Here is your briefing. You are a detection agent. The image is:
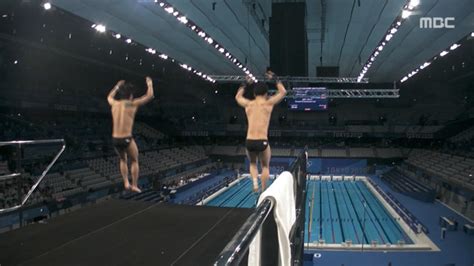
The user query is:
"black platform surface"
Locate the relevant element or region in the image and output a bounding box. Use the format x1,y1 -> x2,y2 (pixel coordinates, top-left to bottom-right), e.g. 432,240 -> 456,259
0,199 -> 253,266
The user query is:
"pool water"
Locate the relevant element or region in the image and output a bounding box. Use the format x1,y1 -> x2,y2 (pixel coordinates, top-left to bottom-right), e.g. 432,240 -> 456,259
305,180 -> 412,245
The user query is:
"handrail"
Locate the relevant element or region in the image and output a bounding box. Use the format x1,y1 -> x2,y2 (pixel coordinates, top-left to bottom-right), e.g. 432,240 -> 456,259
0,139 -> 66,213
214,148 -> 307,266
0,139 -> 65,146
0,172 -> 21,181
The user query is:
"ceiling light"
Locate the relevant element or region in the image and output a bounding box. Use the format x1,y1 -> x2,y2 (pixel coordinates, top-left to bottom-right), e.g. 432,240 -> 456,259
125,38 -> 132,44
218,48 -> 225,53
173,11 -> 179,16
420,62 -> 431,69
165,7 -> 174,13
43,2 -> 52,10
160,2 -> 165,7
178,16 -> 188,24
401,76 -> 408,82
450,44 -> 460,50
440,50 -> 449,57
203,75 -> 207,78
390,28 -> 398,34
408,0 -> 420,9
95,24 -> 106,33
402,10 -> 411,19
114,34 -> 121,39
378,45 -> 383,51
385,34 -> 393,41
207,38 -> 213,44
91,24 -> 96,28
146,48 -> 156,54
159,54 -> 168,59
471,32 -> 474,37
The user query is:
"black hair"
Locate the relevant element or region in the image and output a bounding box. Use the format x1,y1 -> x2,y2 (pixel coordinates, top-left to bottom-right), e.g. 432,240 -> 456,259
115,82 -> 137,100
254,82 -> 269,96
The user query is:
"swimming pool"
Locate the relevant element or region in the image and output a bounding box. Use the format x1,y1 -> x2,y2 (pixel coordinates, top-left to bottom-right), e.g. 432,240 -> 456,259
305,179 -> 412,245
206,177 -> 273,208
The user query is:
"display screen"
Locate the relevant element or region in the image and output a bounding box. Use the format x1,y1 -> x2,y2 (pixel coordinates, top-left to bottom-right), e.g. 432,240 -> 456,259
287,87 -> 328,111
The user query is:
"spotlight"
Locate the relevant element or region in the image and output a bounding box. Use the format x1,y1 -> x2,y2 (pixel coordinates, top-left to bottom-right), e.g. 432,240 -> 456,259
401,76 -> 408,82
173,11 -> 179,16
165,7 -> 174,13
159,54 -> 168,59
439,50 -> 449,57
207,38 -> 213,44
408,0 -> 420,9
91,24 -> 97,28
95,24 -> 106,33
390,28 -> 397,34
471,32 -> 474,37
450,44 -> 460,50
178,16 -> 188,24
420,62 -> 431,69
401,10 -> 411,19
385,34 -> 393,41
218,48 -> 225,53
125,38 -> 132,44
159,2 -> 165,7
114,33 -> 121,39
43,2 -> 52,10
378,45 -> 383,51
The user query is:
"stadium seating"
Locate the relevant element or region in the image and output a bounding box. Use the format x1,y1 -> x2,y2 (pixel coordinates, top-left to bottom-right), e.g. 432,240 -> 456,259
381,167 -> 436,202
406,149 -> 474,191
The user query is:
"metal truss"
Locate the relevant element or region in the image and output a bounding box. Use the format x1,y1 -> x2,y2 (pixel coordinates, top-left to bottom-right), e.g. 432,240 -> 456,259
326,89 -> 399,98
208,75 -> 369,83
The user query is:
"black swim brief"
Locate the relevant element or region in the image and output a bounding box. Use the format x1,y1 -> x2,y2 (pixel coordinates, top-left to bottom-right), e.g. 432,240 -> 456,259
112,136 -> 133,154
245,139 -> 269,152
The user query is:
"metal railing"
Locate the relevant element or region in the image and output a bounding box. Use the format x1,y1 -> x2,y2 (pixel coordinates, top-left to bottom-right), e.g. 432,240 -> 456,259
214,149 -> 308,266
0,139 -> 66,213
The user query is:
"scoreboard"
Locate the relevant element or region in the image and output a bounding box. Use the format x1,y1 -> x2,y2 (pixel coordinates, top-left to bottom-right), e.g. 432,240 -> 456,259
287,87 -> 328,111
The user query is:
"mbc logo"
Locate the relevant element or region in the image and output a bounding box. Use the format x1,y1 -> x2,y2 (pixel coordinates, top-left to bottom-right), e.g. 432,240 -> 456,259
419,17 -> 455,29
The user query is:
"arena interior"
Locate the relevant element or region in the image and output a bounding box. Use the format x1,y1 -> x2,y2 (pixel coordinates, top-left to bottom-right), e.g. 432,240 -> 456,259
0,0 -> 473,266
